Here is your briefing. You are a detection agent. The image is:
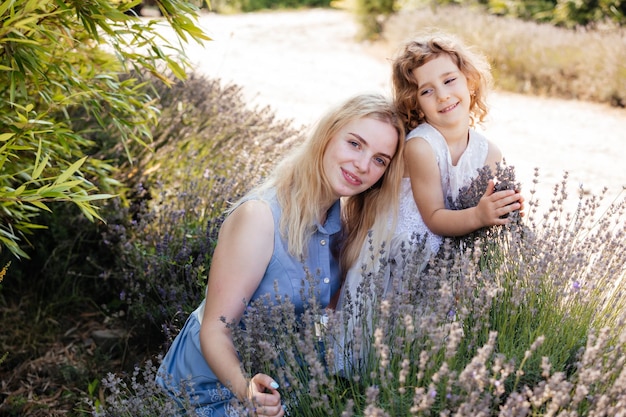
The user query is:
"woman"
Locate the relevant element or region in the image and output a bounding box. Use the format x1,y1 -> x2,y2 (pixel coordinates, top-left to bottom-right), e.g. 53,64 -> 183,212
156,93 -> 405,417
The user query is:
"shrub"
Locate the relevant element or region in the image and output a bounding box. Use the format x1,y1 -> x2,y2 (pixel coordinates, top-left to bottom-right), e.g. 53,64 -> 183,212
228,167 -> 626,416
353,0 -> 399,40
86,357 -> 201,417
0,0 -> 208,259
216,0 -> 332,12
97,72 -> 301,347
413,0 -> 626,27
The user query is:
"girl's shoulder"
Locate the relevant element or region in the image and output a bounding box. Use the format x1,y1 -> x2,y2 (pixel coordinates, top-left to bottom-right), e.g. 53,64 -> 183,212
406,123 -> 443,143
406,123 -> 448,159
468,127 -> 489,145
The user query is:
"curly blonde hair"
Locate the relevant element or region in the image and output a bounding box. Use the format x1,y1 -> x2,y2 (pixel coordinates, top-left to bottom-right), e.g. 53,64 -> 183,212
391,31 -> 493,132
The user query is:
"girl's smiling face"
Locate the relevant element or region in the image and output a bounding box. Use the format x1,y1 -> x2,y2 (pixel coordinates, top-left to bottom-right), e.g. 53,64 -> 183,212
322,116 -> 398,200
413,54 -> 472,131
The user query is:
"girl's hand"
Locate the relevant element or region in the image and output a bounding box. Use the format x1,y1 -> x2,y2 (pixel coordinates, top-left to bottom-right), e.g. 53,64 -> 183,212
477,180 -> 523,226
248,373 -> 285,417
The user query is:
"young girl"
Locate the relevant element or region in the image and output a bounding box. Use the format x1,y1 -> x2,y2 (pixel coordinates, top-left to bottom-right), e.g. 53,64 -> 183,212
333,33 -> 524,376
391,31 -> 523,249
156,93 -> 405,417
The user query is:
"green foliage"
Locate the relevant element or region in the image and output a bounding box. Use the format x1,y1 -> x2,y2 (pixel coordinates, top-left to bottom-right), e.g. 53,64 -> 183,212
0,0 -> 208,259
353,0 -> 399,39
213,0 -> 332,13
410,0 -> 626,27
552,0 -> 626,27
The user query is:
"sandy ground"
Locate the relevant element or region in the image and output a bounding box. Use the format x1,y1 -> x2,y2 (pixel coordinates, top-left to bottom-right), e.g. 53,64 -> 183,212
175,8 -> 625,217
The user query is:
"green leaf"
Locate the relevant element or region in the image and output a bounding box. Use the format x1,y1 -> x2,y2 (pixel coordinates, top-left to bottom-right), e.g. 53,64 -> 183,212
31,138 -> 48,180
12,185 -> 26,196
0,133 -> 14,142
166,58 -> 187,81
0,1 -> 12,16
54,157 -> 87,185
0,235 -> 29,260
71,193 -> 115,202
30,201 -> 51,212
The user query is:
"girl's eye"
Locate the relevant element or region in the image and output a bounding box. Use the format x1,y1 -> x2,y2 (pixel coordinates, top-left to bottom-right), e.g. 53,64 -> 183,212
444,77 -> 457,84
419,88 -> 432,96
374,157 -> 387,167
349,140 -> 360,148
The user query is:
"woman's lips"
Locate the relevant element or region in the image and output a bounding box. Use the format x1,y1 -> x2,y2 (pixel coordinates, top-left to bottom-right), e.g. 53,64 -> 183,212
342,168 -> 362,186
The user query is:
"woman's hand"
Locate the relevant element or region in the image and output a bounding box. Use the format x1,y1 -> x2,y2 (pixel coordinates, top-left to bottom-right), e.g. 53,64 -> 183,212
248,373 -> 285,417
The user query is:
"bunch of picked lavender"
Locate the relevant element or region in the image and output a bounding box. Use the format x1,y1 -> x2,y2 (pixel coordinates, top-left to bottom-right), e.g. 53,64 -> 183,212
445,161 -> 524,253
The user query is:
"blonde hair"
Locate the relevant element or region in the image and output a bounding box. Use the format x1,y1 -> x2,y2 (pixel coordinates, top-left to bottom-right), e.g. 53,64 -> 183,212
244,93 -> 405,276
391,31 -> 493,131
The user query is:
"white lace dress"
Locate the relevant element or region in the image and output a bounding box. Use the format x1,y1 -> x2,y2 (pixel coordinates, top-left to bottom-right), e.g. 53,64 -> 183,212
377,122 -> 489,292
333,123 -> 488,375
408,123 -> 489,206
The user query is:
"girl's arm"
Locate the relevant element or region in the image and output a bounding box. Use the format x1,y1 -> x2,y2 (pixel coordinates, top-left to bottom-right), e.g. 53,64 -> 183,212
406,138 -> 522,236
484,140 -> 503,171
199,199 -> 284,416
485,140 -> 525,217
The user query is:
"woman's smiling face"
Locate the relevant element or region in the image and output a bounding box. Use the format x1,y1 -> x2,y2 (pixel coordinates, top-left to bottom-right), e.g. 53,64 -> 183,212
322,116 -> 398,199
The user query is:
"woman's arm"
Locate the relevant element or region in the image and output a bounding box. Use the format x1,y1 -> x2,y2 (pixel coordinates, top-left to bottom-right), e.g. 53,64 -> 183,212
199,200 -> 284,415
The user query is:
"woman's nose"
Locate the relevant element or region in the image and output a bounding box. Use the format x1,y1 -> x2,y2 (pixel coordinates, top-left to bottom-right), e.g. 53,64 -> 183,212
354,155 -> 369,173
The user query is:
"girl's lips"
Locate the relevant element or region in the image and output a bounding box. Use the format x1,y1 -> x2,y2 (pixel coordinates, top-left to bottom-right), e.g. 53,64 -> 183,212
439,102 -> 459,113
342,168 -> 362,186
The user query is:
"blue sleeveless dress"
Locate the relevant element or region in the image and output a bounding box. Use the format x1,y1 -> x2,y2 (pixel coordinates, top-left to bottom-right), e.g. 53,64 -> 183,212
156,189 -> 342,416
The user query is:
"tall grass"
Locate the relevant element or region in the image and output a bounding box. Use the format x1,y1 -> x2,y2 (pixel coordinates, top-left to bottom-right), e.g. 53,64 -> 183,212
232,169 -> 626,416
95,163 -> 626,416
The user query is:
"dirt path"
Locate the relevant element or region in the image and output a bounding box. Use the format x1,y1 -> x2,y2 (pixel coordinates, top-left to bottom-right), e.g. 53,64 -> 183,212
181,8 -> 625,216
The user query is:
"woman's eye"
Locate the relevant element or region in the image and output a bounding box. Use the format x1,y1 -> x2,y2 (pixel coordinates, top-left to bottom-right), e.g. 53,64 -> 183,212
374,157 -> 387,166
349,140 -> 360,148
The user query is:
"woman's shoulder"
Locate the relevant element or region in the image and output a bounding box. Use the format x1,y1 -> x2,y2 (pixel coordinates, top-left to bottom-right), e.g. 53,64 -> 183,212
224,198 -> 274,233
233,187 -> 278,215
